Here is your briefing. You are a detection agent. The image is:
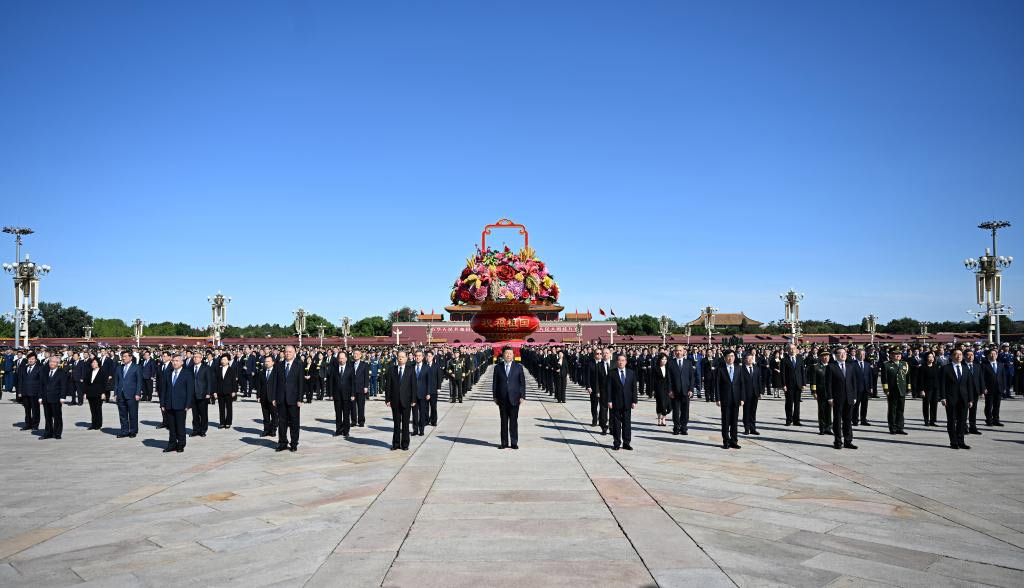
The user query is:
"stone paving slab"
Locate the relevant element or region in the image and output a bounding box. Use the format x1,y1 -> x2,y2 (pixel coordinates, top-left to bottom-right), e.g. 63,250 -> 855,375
1,369 -> 1023,587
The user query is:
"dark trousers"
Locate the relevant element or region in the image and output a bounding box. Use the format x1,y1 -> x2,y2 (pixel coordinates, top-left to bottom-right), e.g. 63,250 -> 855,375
598,391 -> 608,431
277,403 -> 299,448
887,393 -> 905,433
609,406 -> 631,447
75,382 -> 85,405
742,394 -> 759,432
414,398 -> 428,433
590,390 -> 600,424
816,396 -> 832,433
43,401 -> 62,437
166,408 -> 187,449
833,401 -> 853,445
391,404 -> 411,448
218,396 -> 233,426
450,380 -> 462,402
720,400 -> 739,444
142,378 -> 154,401
984,392 -> 1002,424
259,396 -> 277,434
23,396 -> 40,429
555,376 -> 566,402
671,395 -> 689,433
427,394 -> 438,425
193,398 -> 209,433
117,395 -> 139,434
87,396 -> 104,428
333,396 -> 350,435
498,400 -> 520,447
785,386 -> 801,423
354,393 -> 366,425
853,391 -> 869,424
968,397 -> 979,431
923,392 -> 939,425
945,399 -> 967,446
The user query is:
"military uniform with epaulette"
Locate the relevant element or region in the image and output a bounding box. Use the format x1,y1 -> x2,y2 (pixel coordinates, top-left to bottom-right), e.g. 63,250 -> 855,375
447,355 -> 465,403
882,357 -> 909,434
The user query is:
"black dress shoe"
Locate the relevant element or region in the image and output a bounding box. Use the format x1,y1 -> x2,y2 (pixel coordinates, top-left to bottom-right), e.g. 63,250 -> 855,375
722,443 -> 730,449
289,446 -> 297,452
129,433 -> 136,438
751,430 -> 760,435
743,430 -> 750,435
20,426 -> 30,431
729,442 -> 740,449
275,446 -> 286,452
862,421 -> 871,426
41,434 -> 53,439
54,436 -> 61,439
994,422 -> 1004,427
333,432 -> 341,437
844,443 -> 857,449
511,444 -> 518,450
833,442 -> 842,449
176,447 -> 184,453
499,444 -> 507,449
117,433 -> 127,438
672,430 -> 679,435
163,446 -> 176,453
969,429 -> 981,435
390,446 -> 398,451
612,445 -> 620,450
959,443 -> 971,450
681,430 -> 688,435
950,443 -> 959,449
898,430 -> 908,435
623,444 -> 632,451
401,446 -> 409,451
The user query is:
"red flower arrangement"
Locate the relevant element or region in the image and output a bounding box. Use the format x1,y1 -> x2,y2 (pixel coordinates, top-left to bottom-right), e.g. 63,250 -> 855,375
450,245 -> 560,305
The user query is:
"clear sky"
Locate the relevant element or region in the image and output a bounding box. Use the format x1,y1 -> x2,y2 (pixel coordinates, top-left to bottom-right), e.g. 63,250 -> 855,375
1,1 -> 1022,328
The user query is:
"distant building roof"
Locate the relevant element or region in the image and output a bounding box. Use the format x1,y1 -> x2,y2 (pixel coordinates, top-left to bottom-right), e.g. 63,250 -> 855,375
685,312 -> 763,327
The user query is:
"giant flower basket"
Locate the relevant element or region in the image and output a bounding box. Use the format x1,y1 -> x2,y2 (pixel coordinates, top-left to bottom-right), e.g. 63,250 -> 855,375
450,220 -> 559,357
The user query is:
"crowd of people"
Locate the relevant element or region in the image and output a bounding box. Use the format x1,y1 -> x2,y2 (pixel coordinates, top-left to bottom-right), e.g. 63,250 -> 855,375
1,339 -> 1020,453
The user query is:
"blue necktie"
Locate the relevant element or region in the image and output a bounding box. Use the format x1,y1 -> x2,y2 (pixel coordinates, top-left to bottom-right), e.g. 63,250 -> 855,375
172,371 -> 178,387
619,369 -> 625,386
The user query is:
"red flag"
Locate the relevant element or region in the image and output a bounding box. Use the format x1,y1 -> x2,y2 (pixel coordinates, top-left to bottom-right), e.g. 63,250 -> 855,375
599,308 -> 606,317
610,308 -> 616,317
420,308 -> 425,316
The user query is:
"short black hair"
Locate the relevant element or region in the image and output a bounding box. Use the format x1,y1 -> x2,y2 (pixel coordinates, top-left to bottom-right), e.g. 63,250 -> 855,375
501,346 -> 514,354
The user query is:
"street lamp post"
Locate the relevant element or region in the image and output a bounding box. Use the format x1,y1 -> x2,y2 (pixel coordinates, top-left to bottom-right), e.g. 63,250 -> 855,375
702,306 -> 718,347
207,291 -> 231,347
575,320 -> 583,344
316,324 -> 326,347
132,318 -> 144,348
780,289 -> 804,345
685,326 -> 691,346
84,324 -> 93,342
394,327 -> 403,346
340,316 -> 351,349
425,321 -> 434,346
964,221 -> 1013,345
294,308 -> 307,348
865,314 -> 877,346
2,226 -> 51,348
606,326 -> 616,346
919,321 -> 930,336
659,315 -> 670,347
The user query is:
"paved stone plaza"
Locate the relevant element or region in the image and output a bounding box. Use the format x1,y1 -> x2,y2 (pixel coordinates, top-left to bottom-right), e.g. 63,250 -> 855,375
1,369 -> 1023,587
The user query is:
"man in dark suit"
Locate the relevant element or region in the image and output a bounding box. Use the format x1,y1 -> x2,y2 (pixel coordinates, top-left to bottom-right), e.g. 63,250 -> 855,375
981,348 -> 1005,426
827,348 -> 858,449
606,353 -> 638,450
964,349 -> 983,435
411,350 -> 433,436
155,351 -> 172,429
113,350 -> 143,438
329,350 -> 354,437
939,349 -> 973,450
351,349 -> 370,427
140,350 -> 157,401
254,355 -> 278,437
780,344 -> 804,426
425,350 -> 443,426
71,352 -> 87,405
385,350 -> 416,450
851,348 -> 874,426
275,345 -> 304,451
160,354 -> 194,452
715,350 -> 743,449
738,352 -> 761,435
188,350 -> 213,437
41,356 -> 69,439
667,345 -> 696,435
493,346 -> 526,449
16,352 -> 42,430
585,349 -> 603,429
100,350 -> 116,402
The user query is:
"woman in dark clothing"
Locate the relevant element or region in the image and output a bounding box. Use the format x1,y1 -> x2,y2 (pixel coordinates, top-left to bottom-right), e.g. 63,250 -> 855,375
82,357 -> 107,429
918,351 -> 941,427
555,350 -> 568,403
213,353 -> 237,429
651,353 -> 671,425
769,351 -> 783,397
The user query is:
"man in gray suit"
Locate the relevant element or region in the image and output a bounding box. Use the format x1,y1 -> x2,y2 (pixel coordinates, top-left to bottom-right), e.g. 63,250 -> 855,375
492,347 -> 526,449
113,350 -> 142,438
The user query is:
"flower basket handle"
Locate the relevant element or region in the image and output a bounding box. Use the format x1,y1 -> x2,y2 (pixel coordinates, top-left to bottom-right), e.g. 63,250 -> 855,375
481,218 -> 528,251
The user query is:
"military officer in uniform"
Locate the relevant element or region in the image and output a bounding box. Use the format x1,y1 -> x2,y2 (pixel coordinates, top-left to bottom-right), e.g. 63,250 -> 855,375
447,350 -> 465,403
811,348 -> 832,435
882,348 -> 909,435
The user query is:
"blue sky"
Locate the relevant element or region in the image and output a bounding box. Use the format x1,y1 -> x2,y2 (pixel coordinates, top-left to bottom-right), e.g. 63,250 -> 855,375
1,1 -> 1022,328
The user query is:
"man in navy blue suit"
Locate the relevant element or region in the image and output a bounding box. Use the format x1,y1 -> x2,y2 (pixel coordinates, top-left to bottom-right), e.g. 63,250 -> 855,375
41,356 -> 69,439
16,351 -> 42,430
827,347 -> 858,449
275,345 -> 304,452
667,345 -> 696,435
606,353 -> 638,450
160,354 -> 194,452
715,350 -> 744,449
492,346 -> 526,449
411,350 -> 433,436
113,350 -> 142,438
188,350 -> 213,437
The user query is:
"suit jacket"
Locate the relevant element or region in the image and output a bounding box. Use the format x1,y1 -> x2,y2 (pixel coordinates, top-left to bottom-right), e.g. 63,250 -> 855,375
492,361 -> 526,406
113,363 -> 143,400
329,362 -> 354,399
606,366 -> 638,409
189,362 -> 213,400
852,359 -> 872,394
650,364 -> 670,397
667,357 -> 696,396
277,359 -> 304,405
139,358 -> 158,380
213,364 -> 237,398
351,360 -> 370,394
964,361 -> 983,403
42,367 -> 69,403
100,357 -> 116,391
386,363 -> 416,408
827,360 -> 857,405
736,364 -> 759,404
715,363 -> 743,405
161,368 -> 195,411
780,354 -> 805,391
16,362 -> 43,397
982,361 -> 1006,395
412,362 -> 434,399
83,368 -> 107,399
939,363 -> 972,406
254,365 -> 278,402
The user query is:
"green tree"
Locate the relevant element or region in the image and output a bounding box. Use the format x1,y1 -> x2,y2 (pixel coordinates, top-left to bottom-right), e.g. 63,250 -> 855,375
388,306 -> 418,323
34,302 -> 92,338
351,316 -> 391,337
881,317 -> 920,334
93,318 -> 131,337
613,314 -> 660,335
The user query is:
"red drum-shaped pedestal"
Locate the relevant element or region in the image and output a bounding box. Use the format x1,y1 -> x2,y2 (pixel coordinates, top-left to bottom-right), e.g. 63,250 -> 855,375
470,302 -> 540,343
